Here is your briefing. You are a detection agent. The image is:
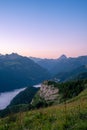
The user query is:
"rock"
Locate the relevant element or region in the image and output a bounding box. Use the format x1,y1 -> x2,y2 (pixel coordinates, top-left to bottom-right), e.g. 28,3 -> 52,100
39,81 -> 59,102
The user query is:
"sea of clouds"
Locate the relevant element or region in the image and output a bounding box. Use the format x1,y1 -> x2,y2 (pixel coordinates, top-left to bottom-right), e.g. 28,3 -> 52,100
0,88 -> 26,110
0,84 -> 41,110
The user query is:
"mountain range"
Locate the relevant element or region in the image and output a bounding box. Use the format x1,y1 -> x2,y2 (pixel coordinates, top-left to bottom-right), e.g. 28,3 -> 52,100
30,54 -> 87,74
0,53 -> 50,92
0,53 -> 87,92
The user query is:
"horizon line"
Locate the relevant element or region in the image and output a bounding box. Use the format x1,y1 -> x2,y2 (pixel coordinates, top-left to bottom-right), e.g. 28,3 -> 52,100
0,52 -> 87,59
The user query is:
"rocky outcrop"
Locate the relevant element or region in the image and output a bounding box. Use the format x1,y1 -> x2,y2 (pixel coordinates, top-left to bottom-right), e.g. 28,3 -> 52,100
39,81 -> 59,102
31,81 -> 59,107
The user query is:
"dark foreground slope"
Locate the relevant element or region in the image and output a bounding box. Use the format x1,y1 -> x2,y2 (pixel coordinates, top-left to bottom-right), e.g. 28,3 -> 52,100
0,53 -> 50,92
0,82 -> 87,130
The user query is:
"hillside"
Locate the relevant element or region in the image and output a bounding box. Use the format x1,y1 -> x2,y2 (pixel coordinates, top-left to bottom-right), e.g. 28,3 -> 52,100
0,79 -> 87,117
54,65 -> 87,82
9,87 -> 39,107
0,82 -> 87,130
0,53 -> 50,92
0,87 -> 39,117
31,79 -> 87,108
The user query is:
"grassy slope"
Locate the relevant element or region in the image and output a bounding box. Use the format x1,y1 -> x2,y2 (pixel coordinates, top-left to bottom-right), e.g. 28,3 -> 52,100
0,89 -> 87,130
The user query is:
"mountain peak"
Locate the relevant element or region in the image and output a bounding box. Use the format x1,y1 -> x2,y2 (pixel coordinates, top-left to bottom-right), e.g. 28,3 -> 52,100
58,54 -> 67,60
10,52 -> 19,56
5,53 -> 21,59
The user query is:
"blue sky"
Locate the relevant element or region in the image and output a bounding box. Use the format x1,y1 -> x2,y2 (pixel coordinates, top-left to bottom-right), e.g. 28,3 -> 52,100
0,0 -> 87,58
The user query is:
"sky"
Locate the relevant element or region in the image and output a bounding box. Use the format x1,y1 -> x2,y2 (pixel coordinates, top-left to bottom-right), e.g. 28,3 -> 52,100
0,0 -> 87,58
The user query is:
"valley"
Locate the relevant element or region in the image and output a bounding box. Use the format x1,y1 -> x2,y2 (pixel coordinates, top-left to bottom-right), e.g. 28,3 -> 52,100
0,53 -> 87,130
0,0 -> 87,129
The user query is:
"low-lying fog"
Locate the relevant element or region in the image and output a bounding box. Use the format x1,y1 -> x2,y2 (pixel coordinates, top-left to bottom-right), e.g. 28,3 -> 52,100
33,84 -> 41,88
0,84 -> 41,110
0,88 -> 26,110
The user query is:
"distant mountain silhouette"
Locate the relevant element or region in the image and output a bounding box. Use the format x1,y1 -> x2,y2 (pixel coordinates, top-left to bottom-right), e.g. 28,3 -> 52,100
0,53 -> 87,92
0,53 -> 50,92
58,54 -> 67,60
51,55 -> 87,74
30,55 -> 87,74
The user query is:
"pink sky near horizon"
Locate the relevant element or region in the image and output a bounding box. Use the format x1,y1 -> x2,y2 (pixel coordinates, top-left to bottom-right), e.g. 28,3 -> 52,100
0,0 -> 87,59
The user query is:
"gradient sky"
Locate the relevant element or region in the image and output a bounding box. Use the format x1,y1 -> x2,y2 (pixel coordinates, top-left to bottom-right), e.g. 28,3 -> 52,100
0,0 -> 87,58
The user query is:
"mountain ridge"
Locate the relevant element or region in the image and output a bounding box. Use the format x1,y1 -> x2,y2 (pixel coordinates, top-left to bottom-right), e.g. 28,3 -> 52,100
0,53 -> 51,92
30,54 -> 87,74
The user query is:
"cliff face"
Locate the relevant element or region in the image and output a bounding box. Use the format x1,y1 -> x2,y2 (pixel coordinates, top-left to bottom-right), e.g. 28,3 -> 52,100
31,81 -> 59,107
39,81 -> 59,102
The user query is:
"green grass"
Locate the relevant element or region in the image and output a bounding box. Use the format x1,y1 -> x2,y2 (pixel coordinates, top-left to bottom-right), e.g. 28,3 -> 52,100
0,89 -> 87,130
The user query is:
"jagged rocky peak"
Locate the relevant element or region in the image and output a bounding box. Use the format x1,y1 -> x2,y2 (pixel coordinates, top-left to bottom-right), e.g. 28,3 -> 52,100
5,53 -> 21,59
58,54 -> 67,60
